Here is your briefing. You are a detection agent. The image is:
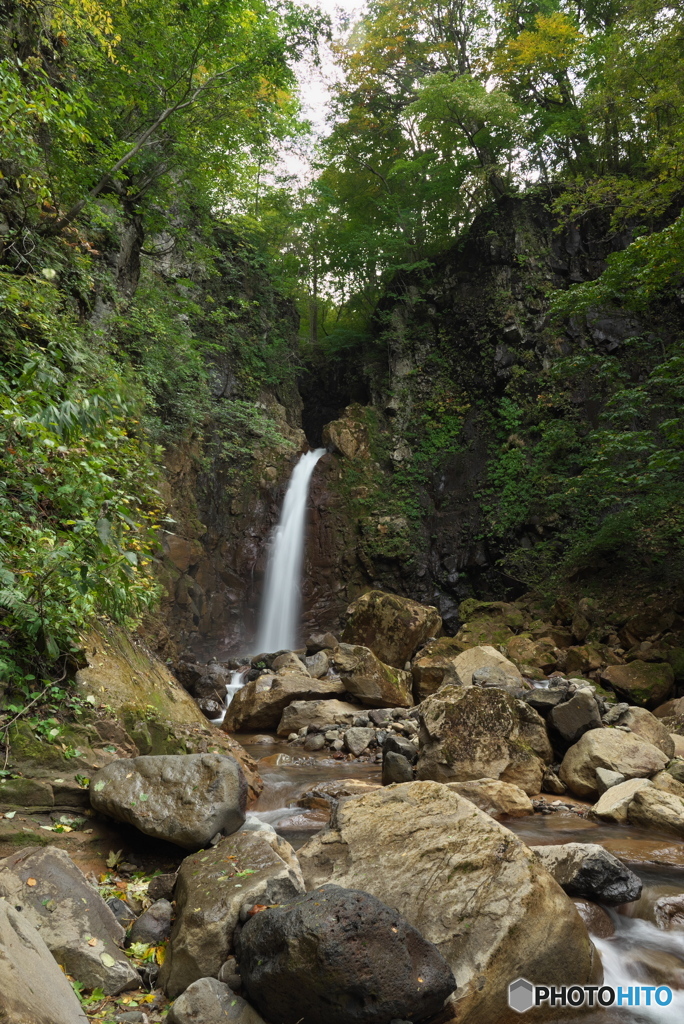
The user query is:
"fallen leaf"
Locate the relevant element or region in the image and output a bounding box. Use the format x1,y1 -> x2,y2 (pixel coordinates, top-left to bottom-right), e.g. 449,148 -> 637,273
88,937 -> 98,946
100,952 -> 116,967
5,810 -> 16,819
247,904 -> 268,917
125,772 -> 133,779
26,878 -> 37,886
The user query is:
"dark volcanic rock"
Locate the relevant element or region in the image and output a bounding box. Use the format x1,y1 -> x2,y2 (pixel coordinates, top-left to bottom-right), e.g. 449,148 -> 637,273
235,884 -> 456,1024
127,900 -> 173,946
531,843 -> 642,906
382,733 -> 418,764
382,751 -> 414,785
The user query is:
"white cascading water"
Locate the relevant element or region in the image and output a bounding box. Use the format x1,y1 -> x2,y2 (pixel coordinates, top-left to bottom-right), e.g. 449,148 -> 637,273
254,448 -> 326,654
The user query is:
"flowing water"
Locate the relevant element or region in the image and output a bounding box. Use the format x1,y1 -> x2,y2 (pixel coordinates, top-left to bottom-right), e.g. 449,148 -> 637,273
254,448 -> 326,654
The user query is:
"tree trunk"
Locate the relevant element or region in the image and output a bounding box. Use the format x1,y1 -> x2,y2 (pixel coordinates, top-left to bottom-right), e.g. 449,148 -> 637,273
116,203 -> 144,298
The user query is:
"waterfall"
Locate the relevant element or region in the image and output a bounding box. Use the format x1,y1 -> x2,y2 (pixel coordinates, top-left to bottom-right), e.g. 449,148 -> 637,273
254,448 -> 326,653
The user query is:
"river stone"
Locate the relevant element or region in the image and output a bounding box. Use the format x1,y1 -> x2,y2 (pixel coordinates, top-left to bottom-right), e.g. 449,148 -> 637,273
411,637 -> 467,699
590,778 -> 655,824
652,770 -> 684,799
451,645 -> 523,688
383,751 -> 414,784
445,778 -> 534,819
595,767 -> 626,794
158,829 -> 304,998
601,705 -> 675,758
167,978 -> 266,1024
383,732 -> 418,763
224,672 -> 346,731
304,733 -> 326,751
559,730 -> 668,798
127,899 -> 172,946
341,589 -> 442,668
627,786 -> 684,838
90,753 -> 246,850
654,895 -> 684,931
530,843 -> 642,905
654,696 -> 684,719
298,779 -> 382,811
236,884 -> 455,1024
526,687 -> 569,717
0,846 -> 139,995
572,900 -> 616,939
345,726 -> 375,756
548,690 -> 602,744
331,644 -> 413,707
277,699 -> 361,737
297,782 -> 600,1024
601,660 -> 674,708
305,651 -> 330,678
0,899 -> 89,1024
416,685 -> 552,795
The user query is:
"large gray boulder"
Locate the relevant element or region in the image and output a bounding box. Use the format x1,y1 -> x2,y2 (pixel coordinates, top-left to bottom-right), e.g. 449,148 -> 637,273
602,705 -> 675,758
548,690 -> 602,744
276,699 -> 360,737
159,829 -> 304,999
451,645 -> 523,688
235,884 -> 455,1024
0,899 -> 89,1024
627,786 -> 684,838
559,729 -> 668,798
224,673 -> 346,731
530,843 -> 642,905
297,782 -> 600,1024
331,644 -> 414,707
167,978 -> 266,1024
416,685 -> 552,794
341,589 -> 442,668
89,753 -> 246,850
0,847 -> 138,995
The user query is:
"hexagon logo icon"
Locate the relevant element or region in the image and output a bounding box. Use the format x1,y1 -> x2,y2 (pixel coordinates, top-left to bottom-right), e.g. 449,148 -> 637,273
509,977 -> 535,1013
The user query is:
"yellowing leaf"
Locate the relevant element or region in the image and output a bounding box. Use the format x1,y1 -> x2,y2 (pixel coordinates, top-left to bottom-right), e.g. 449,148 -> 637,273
26,877 -> 37,886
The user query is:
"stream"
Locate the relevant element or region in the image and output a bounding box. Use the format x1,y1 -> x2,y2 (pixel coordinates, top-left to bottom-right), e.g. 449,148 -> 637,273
232,732 -> 684,1023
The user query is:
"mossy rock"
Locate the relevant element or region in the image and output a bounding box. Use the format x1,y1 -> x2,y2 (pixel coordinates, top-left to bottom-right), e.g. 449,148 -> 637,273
458,600 -> 525,631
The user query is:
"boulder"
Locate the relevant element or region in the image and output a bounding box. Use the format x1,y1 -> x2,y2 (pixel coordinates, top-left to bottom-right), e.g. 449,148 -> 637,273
0,899 -> 89,1024
455,600 -> 524,648
653,696 -> 684,719
595,768 -> 626,795
90,753 -> 246,851
236,883 -> 455,1024
297,782 -> 599,1024
559,730 -> 668,799
548,690 -> 602,744
158,829 -> 304,998
627,787 -> 684,838
278,699 -> 378,737
383,751 -> 414,784
652,770 -> 684,799
331,644 -> 413,708
416,685 -> 552,795
590,778 -> 655,824
471,664 -> 528,692
344,726 -> 375,756
305,651 -> 330,678
383,732 -> 419,763
0,846 -> 139,995
572,900 -> 615,939
654,895 -> 684,931
600,705 -> 675,758
601,661 -> 674,708
341,590 -> 442,668
411,637 -> 467,700
148,873 -> 177,901
297,779 -> 382,811
167,978 -> 266,1024
450,645 -> 522,688
525,686 -> 569,718
505,637 -> 559,679
445,779 -> 534,819
530,843 -> 642,905
271,652 -> 309,673
562,645 -> 606,677
223,672 -> 346,731
127,899 -> 173,946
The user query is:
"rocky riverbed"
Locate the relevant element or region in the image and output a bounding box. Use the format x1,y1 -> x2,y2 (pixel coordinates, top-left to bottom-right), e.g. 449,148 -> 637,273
3,589 -> 684,1023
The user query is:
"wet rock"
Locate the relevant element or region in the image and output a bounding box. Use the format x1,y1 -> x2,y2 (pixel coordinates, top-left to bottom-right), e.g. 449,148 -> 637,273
627,787 -> 684,838
559,730 -> 668,799
595,768 -> 626,794
148,872 -> 177,901
235,884 -> 456,1024
654,895 -> 684,931
548,690 -> 602,744
127,899 -> 173,946
416,685 -> 552,794
451,645 -> 523,688
572,900 -> 616,938
590,778 -> 655,824
305,651 -> 330,678
383,751 -> 414,784
159,829 -> 304,998
167,978 -> 266,1024
197,697 -> 224,719
0,846 -> 138,995
90,753 -> 246,851
0,899 -> 89,1024
383,732 -> 418,764
277,699 -> 360,737
601,661 -> 674,708
600,705 -> 675,758
341,589 -> 442,669
223,672 -> 346,731
445,778 -> 534,819
331,644 -> 413,708
344,726 -> 375,756
530,843 -> 642,905
298,779 -> 382,811
297,781 -> 599,1024
303,733 -> 326,751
